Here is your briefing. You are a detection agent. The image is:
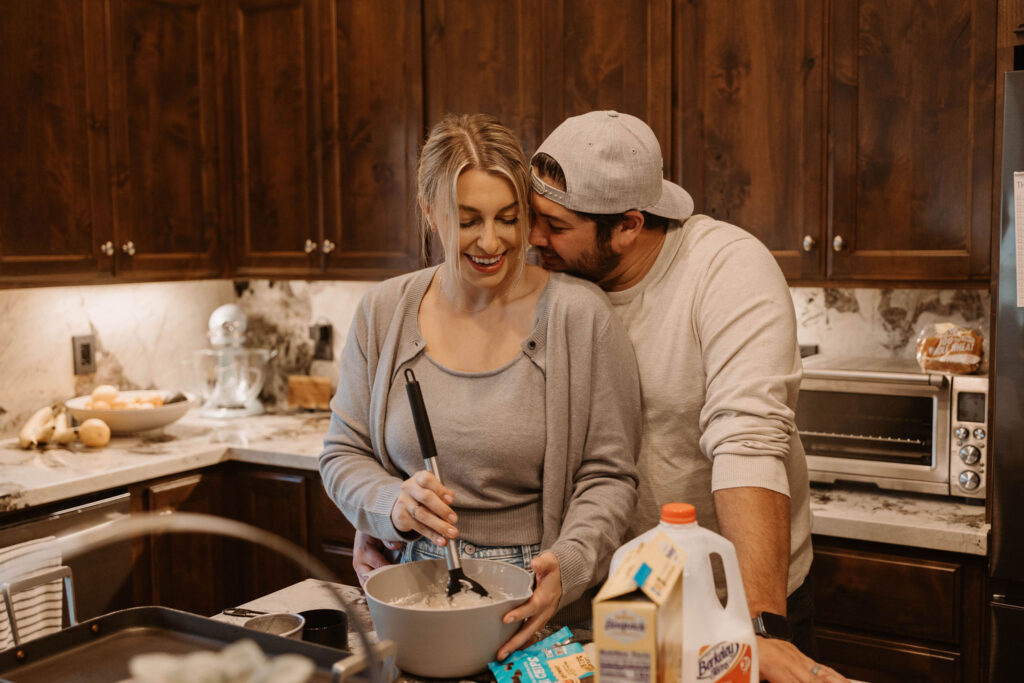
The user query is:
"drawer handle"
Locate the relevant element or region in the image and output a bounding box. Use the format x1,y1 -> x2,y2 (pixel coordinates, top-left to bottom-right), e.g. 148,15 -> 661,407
121,241 -> 136,256
100,241 -> 114,256
322,239 -> 336,254
304,238 -> 317,254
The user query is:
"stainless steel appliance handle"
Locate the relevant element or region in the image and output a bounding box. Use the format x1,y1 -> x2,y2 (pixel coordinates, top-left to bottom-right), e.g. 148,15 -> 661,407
802,367 -> 947,387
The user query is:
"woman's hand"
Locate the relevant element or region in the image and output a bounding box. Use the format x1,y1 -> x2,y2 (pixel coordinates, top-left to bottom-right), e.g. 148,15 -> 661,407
352,531 -> 403,586
390,469 -> 459,545
496,551 -> 562,660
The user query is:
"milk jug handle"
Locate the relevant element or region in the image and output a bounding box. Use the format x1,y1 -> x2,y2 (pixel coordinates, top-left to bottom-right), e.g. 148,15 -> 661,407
711,537 -> 752,620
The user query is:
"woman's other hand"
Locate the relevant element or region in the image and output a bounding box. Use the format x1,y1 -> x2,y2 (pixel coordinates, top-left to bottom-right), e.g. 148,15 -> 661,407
496,551 -> 563,660
390,469 -> 459,545
353,531 -> 403,586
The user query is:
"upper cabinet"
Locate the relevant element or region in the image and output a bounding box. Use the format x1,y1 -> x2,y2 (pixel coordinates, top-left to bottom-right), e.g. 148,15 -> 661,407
679,0 -> 997,285
827,0 -> 996,283
0,1 -> 112,287
0,0 -> 1005,288
0,0 -> 225,287
107,0 -> 226,281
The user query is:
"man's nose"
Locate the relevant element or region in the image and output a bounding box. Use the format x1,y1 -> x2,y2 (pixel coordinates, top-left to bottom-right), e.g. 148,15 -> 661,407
528,221 -> 547,247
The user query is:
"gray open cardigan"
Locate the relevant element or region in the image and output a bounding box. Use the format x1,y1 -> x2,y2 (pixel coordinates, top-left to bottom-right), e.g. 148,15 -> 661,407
319,267 -> 641,611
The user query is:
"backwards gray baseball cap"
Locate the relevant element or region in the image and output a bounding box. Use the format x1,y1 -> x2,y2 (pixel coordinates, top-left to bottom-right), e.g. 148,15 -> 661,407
531,110 -> 694,220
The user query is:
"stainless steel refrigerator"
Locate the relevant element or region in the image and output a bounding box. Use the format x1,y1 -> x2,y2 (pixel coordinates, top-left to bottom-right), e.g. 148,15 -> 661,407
989,69 -> 1024,682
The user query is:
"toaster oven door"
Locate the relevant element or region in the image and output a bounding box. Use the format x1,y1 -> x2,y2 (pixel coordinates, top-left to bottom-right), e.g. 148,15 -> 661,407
797,376 -> 950,494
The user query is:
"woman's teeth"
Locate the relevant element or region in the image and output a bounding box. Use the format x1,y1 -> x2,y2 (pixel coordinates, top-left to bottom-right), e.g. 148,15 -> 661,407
468,254 -> 502,265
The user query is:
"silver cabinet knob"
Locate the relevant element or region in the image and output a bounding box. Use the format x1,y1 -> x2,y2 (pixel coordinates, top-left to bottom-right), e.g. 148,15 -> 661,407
954,427 -> 969,440
832,235 -> 845,252
958,470 -> 981,490
304,238 -> 317,254
100,241 -> 114,256
802,235 -> 817,252
959,445 -> 981,464
121,241 -> 136,256
321,239 -> 336,254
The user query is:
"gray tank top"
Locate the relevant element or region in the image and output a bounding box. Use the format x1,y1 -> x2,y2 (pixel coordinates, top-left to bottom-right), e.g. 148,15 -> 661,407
384,351 -> 546,546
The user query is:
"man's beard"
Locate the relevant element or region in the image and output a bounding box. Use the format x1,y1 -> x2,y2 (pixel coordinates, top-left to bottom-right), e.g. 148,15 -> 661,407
561,234 -> 621,284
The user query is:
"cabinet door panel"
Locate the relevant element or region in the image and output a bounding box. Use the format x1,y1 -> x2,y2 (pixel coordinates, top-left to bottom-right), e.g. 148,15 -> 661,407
107,0 -> 225,280
829,0 -> 996,281
145,472 -> 226,616
816,628 -> 960,683
229,0 -> 323,276
676,0 -> 826,280
322,0 -> 422,278
0,0 -> 112,285
541,0 -> 672,164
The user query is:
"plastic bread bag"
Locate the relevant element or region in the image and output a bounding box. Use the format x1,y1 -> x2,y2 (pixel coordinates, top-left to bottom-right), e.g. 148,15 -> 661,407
489,626 -> 594,682
915,323 -> 983,374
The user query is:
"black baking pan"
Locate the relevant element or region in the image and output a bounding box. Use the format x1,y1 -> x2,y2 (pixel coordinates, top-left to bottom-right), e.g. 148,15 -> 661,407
0,606 -> 351,682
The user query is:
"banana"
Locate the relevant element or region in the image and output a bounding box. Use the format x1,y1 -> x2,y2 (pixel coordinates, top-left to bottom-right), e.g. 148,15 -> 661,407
52,405 -> 77,445
18,404 -> 57,449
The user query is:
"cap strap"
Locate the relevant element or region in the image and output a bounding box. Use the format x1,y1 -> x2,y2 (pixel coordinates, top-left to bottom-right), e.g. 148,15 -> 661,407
530,171 -> 573,208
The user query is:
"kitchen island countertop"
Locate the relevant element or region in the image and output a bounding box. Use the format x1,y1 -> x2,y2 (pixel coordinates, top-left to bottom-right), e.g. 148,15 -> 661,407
0,410 -> 989,555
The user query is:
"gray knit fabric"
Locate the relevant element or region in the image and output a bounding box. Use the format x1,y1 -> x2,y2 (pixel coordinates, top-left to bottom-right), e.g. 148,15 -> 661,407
384,352 -> 546,546
319,267 -> 641,610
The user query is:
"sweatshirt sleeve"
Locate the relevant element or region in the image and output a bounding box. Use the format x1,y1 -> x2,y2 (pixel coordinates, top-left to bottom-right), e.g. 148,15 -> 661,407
318,295 -> 410,543
694,237 -> 802,497
549,303 -> 642,607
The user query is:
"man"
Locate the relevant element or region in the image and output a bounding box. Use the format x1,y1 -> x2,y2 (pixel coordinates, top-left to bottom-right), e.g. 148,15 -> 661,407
525,110 -> 848,683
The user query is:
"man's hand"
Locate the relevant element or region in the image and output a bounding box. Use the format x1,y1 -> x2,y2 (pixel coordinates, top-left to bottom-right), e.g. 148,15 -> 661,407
352,531 -> 403,586
758,638 -> 850,682
496,551 -> 563,660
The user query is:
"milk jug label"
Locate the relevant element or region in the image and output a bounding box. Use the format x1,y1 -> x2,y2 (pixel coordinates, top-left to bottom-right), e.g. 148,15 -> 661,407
697,642 -> 753,682
603,609 -> 647,644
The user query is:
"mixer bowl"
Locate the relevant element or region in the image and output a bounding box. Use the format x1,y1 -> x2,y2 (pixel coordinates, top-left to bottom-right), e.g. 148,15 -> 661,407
190,348 -> 275,418
363,559 -> 533,678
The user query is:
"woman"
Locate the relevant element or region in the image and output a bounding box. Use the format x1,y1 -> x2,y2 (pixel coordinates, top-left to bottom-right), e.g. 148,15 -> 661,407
318,113 -> 640,658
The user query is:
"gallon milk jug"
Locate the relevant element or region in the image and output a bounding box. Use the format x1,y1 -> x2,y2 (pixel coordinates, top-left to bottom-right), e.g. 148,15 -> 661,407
610,503 -> 758,683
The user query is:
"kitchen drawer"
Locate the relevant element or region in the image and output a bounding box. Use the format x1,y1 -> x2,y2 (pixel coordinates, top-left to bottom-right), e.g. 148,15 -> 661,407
812,543 -> 962,644
816,627 -> 959,683
311,480 -> 356,546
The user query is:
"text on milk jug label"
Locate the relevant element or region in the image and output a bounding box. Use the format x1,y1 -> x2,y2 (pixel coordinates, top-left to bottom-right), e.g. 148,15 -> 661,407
697,642 -> 753,682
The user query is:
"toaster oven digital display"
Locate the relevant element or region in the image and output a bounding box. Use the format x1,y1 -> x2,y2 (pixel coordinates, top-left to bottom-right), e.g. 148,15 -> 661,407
957,392 -> 986,423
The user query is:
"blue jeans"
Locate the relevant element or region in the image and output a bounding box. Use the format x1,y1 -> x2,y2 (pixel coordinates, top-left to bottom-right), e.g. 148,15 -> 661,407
400,537 -> 542,572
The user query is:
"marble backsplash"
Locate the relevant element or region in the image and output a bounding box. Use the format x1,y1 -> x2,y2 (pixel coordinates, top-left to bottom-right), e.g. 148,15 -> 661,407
0,280 -> 990,437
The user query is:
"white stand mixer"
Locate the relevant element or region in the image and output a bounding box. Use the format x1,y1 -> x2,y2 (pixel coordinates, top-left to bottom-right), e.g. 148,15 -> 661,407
193,304 -> 275,419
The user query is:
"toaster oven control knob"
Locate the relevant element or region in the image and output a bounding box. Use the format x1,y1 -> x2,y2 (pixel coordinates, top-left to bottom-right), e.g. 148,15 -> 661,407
959,445 -> 981,464
959,470 -> 981,490
973,428 -> 986,440
954,427 -> 969,440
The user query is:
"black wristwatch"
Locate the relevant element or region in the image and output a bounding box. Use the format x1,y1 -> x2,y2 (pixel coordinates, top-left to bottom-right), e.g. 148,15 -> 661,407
751,612 -> 793,641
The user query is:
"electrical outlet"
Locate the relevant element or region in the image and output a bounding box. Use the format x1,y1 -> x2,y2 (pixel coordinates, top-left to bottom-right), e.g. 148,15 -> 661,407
309,323 -> 333,361
73,335 -> 97,374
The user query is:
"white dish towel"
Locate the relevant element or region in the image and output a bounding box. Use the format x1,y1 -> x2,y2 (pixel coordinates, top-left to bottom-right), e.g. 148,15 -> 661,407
0,536 -> 63,649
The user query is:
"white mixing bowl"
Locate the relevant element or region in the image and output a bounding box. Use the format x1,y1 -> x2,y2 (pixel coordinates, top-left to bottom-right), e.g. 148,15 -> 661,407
363,558 -> 533,678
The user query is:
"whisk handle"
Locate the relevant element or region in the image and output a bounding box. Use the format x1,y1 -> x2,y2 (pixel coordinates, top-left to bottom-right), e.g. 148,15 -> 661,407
404,368 -> 438,462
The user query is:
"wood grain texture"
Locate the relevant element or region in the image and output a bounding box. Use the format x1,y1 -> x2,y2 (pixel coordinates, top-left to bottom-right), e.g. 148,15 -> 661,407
829,0 -> 996,281
676,0 -> 826,280
0,0 -> 111,283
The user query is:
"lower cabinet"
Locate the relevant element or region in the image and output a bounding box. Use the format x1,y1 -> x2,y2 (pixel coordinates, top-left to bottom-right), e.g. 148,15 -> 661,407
811,535 -> 987,683
131,462 -> 357,616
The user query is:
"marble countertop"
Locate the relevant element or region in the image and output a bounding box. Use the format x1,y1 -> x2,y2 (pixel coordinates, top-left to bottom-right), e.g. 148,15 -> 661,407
0,410 -> 991,555
810,484 -> 988,555
0,409 -> 330,512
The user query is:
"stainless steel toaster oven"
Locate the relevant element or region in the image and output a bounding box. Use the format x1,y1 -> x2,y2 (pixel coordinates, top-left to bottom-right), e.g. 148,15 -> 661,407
797,356 -> 988,499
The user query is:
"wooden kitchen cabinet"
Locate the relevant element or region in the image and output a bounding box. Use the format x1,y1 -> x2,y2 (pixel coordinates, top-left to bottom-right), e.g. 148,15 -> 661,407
676,0 -> 827,281
677,0 -> 997,286
827,0 -> 996,284
811,535 -> 986,683
132,470 -> 227,617
0,0 -> 113,287
105,0 -> 227,281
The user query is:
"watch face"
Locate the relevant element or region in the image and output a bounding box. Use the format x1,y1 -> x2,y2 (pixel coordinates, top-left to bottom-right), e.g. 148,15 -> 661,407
755,612 -> 793,641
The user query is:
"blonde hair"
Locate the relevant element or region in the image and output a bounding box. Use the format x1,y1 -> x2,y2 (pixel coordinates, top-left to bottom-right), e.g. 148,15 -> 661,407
417,113 -> 530,288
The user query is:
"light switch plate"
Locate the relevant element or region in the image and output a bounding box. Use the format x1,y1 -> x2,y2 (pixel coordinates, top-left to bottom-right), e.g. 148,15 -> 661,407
73,335 -> 97,374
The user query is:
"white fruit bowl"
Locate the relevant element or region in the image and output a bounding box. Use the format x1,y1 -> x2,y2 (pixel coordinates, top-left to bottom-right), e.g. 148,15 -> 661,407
65,391 -> 197,435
